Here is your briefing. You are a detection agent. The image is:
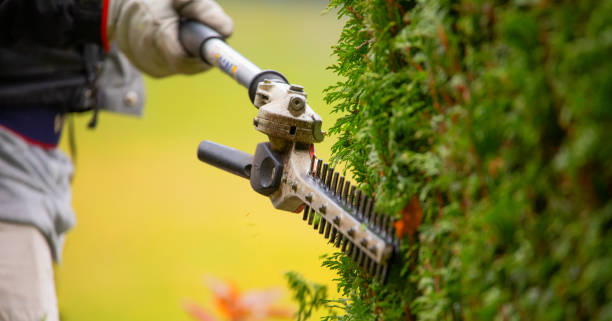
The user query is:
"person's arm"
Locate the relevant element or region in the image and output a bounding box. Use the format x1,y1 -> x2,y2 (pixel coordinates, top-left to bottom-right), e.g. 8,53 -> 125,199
106,0 -> 233,77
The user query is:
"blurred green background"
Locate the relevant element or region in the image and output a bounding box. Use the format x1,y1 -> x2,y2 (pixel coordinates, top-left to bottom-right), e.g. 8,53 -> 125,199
55,1 -> 342,320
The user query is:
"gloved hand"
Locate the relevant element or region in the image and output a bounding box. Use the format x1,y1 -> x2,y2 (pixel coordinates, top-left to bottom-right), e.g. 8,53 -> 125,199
106,0 -> 233,77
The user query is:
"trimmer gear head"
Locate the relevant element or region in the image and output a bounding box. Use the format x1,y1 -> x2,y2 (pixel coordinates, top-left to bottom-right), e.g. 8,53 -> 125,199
253,80 -> 324,150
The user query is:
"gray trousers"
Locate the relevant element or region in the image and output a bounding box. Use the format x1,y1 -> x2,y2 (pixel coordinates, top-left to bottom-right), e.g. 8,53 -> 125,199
0,127 -> 75,261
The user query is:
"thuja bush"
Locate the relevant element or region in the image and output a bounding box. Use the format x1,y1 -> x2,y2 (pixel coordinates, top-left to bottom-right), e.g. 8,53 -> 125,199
288,0 -> 611,320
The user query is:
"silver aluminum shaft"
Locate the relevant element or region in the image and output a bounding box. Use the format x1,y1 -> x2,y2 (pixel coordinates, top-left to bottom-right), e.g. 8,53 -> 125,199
201,38 -> 262,88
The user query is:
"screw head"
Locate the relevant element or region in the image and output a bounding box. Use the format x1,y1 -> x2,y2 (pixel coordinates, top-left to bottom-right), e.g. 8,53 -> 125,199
289,96 -> 305,112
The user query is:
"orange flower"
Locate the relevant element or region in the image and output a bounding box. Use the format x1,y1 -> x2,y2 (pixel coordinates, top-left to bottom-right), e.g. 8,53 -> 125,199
183,277 -> 293,321
183,300 -> 222,321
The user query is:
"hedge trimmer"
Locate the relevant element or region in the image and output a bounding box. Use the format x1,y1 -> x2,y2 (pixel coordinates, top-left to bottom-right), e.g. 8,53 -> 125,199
180,21 -> 398,282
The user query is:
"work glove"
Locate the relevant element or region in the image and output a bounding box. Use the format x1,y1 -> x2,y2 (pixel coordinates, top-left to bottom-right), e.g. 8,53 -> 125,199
106,0 -> 233,77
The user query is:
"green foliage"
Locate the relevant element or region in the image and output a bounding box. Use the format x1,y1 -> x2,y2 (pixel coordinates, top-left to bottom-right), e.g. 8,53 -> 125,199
285,271 -> 332,321
320,253 -> 414,321
290,0 -> 612,320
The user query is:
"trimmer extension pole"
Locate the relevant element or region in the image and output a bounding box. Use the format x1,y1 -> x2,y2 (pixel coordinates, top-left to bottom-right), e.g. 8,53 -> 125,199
179,20 -> 288,102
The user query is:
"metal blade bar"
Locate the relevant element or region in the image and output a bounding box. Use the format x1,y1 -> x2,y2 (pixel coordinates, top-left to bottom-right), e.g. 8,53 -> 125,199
271,145 -> 395,266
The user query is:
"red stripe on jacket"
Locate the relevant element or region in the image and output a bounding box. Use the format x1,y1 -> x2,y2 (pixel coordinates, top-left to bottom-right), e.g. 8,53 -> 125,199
101,0 -> 110,52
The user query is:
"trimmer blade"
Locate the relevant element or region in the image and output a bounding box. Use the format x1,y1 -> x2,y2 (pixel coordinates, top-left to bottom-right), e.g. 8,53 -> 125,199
296,154 -> 397,282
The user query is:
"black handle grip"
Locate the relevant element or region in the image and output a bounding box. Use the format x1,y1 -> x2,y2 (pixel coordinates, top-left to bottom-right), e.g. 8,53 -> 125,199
197,140 -> 253,179
250,142 -> 284,196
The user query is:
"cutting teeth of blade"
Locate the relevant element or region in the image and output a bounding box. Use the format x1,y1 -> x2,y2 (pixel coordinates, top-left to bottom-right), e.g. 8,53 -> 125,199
331,172 -> 339,195
337,176 -> 345,198
362,256 -> 370,272
369,261 -> 377,276
341,237 -> 348,252
363,197 -> 373,223
296,166 -> 396,284
381,264 -> 389,283
370,260 -> 377,276
374,210 -> 382,233
315,159 -> 323,179
334,234 -> 343,248
329,227 -> 337,243
381,214 -> 389,239
342,181 -> 350,203
326,168 -> 334,187
368,202 -> 376,227
371,196 -> 378,221
388,216 -> 395,241
357,192 -> 366,220
355,249 -> 364,266
320,163 -> 328,185
375,263 -> 384,280
352,247 -> 360,262
346,241 -> 354,256
354,189 -> 363,218
349,186 -> 356,208
318,218 -> 326,234
307,208 -> 316,225
361,253 -> 368,269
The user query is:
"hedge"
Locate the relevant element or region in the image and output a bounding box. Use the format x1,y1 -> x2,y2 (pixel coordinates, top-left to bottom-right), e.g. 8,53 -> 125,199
287,1 -> 611,320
